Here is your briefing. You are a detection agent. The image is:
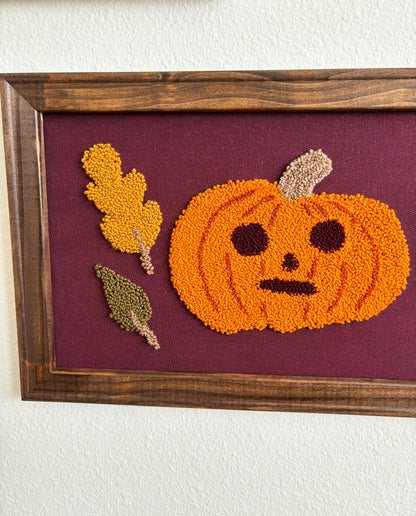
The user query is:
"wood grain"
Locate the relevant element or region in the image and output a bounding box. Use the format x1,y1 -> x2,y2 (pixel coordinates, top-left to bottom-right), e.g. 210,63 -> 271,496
1,79 -> 55,397
3,70 -> 416,112
23,367 -> 416,416
3,68 -> 416,83
1,69 -> 416,415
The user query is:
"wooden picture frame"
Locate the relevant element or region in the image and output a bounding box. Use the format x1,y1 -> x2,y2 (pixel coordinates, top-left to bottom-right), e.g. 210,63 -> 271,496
1,69 -> 415,416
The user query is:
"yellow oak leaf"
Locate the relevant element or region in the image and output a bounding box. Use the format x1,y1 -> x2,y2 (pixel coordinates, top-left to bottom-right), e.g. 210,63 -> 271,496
82,144 -> 163,274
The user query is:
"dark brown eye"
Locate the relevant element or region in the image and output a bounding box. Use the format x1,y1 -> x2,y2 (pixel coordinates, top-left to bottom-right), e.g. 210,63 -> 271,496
310,219 -> 345,253
231,223 -> 269,256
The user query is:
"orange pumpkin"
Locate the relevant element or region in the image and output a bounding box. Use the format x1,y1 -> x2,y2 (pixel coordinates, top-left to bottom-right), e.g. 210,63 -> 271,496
170,150 -> 409,334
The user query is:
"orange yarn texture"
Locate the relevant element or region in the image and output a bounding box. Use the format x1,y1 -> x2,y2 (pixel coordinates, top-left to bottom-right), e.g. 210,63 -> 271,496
170,178 -> 409,335
82,144 -> 162,253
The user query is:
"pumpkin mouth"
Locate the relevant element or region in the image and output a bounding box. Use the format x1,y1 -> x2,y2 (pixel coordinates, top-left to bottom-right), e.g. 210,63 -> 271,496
259,278 -> 317,296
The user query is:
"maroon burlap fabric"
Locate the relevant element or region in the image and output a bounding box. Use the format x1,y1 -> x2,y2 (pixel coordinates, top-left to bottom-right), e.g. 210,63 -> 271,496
44,112 -> 415,379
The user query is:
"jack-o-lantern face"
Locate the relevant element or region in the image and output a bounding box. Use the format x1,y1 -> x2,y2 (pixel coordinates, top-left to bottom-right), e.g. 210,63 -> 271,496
170,150 -> 409,334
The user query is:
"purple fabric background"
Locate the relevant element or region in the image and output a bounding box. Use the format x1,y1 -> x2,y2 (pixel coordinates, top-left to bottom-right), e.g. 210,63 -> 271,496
43,112 -> 415,379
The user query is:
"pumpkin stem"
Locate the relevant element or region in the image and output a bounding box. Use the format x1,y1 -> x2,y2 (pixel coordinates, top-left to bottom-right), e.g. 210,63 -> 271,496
279,149 -> 332,201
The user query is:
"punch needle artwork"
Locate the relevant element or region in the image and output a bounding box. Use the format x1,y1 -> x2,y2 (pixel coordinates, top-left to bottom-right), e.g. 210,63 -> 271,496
95,265 -> 159,349
82,144 -> 163,274
170,150 -> 409,334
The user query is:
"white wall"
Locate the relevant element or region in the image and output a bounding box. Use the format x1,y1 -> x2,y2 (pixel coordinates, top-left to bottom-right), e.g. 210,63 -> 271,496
1,1 -> 415,515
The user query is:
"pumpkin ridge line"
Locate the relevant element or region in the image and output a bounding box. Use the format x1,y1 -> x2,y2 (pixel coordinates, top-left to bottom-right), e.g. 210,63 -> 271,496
327,261 -> 348,313
303,301 -> 310,322
327,200 -> 380,312
307,255 -> 318,280
225,253 -> 249,316
301,203 -> 312,217
355,227 -> 380,311
197,188 -> 257,313
242,195 -> 275,218
308,199 -> 328,218
327,200 -> 359,223
267,203 -> 282,229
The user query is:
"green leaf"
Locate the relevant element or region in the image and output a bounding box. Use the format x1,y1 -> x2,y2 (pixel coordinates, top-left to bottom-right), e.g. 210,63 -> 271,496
95,264 -> 151,332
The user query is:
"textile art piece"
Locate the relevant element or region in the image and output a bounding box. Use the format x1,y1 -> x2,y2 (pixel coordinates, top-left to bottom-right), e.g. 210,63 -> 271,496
95,264 -> 160,349
82,144 -> 163,274
170,150 -> 409,334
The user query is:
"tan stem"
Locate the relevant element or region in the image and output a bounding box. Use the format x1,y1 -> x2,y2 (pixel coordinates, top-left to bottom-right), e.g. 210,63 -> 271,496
130,311 -> 160,350
278,149 -> 332,200
133,227 -> 154,275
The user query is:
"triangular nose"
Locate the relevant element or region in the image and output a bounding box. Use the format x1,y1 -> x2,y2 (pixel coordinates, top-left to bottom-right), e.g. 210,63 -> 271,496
282,253 -> 299,272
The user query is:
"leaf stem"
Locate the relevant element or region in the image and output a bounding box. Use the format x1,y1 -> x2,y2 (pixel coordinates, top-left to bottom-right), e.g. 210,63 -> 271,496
133,227 -> 154,275
131,311 -> 160,350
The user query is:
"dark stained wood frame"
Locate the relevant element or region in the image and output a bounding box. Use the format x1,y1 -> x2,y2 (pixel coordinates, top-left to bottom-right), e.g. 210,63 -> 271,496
1,69 -> 416,416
